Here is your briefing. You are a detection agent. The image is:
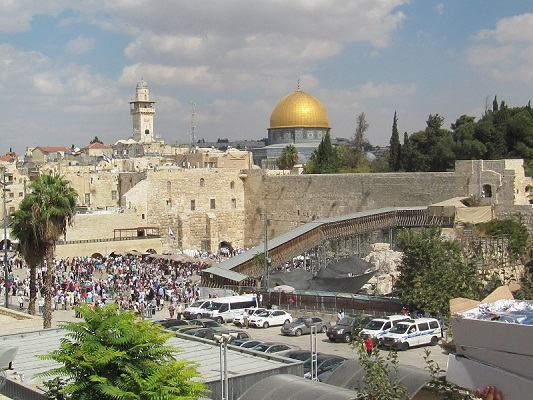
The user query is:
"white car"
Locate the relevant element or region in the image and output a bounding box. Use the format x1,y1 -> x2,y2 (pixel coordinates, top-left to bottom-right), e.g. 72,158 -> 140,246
233,308 -> 266,327
249,309 -> 292,329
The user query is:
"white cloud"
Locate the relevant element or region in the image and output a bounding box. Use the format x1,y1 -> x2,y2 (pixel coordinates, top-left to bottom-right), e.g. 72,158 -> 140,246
475,13 -> 533,43
65,36 -> 95,55
468,13 -> 533,86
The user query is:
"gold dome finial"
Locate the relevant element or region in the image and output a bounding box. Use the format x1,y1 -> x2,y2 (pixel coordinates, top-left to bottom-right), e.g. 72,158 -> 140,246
297,78 -> 301,91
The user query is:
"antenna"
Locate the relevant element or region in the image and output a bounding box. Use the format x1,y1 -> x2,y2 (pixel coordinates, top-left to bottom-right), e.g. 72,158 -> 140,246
189,102 -> 196,151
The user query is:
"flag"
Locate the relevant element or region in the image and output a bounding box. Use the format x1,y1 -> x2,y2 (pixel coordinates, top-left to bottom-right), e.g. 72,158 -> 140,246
102,154 -> 111,163
168,227 -> 176,240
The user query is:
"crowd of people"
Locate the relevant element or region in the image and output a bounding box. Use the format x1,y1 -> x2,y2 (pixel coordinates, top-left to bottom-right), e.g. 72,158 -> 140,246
0,250 -> 231,316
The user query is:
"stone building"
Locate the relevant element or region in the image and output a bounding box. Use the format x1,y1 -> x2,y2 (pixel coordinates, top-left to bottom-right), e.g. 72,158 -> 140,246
123,168 -> 246,252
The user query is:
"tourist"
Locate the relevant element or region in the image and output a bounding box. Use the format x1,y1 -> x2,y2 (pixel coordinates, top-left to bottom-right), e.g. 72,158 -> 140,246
168,303 -> 175,319
18,294 -> 24,310
365,337 -> 373,356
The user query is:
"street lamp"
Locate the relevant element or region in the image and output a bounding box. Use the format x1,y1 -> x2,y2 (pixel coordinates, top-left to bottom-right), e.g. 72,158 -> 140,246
213,332 -> 238,400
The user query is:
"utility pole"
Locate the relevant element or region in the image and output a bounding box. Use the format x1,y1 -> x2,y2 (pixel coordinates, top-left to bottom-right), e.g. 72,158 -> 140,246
1,167 -> 10,308
264,209 -> 269,290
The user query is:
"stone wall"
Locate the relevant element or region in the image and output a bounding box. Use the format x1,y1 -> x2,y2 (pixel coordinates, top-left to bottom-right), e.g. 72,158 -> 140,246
65,210 -> 143,241
241,169 -> 468,248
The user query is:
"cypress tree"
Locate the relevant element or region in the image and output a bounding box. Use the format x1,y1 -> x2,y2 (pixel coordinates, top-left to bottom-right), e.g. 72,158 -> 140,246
388,111 -> 401,171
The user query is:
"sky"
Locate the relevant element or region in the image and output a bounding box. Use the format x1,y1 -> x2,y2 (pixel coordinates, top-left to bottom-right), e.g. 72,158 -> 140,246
1,1 -> 533,155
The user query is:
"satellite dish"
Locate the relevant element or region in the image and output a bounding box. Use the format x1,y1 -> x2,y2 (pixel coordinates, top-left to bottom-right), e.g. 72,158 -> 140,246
155,134 -> 161,139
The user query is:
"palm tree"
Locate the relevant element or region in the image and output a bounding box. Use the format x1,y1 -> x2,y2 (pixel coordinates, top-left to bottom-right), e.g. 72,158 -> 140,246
11,174 -> 77,327
276,144 -> 299,170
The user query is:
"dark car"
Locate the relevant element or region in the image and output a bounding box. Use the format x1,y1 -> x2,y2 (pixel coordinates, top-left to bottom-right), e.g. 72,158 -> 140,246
326,313 -> 374,343
251,342 -> 301,354
302,354 -> 347,375
305,358 -> 347,382
277,349 -> 323,362
188,318 -> 223,329
181,327 -> 211,338
229,339 -> 264,348
153,319 -> 189,329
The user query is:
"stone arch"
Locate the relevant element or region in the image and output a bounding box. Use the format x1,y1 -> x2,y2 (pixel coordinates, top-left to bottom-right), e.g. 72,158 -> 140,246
91,252 -> 104,259
200,178 -> 205,187
219,240 -> 234,256
146,248 -> 157,254
230,180 -> 235,189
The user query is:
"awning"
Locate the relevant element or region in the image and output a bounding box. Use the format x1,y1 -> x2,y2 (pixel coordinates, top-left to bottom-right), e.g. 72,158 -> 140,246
203,266 -> 248,282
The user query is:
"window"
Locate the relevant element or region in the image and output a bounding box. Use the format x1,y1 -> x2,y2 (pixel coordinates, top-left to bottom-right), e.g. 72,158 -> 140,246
8,192 -> 14,198
418,322 -> 430,331
111,190 -> 118,200
8,207 -> 15,214
166,199 -> 171,210
230,181 -> 235,189
231,198 -> 236,208
19,192 -> 23,197
429,321 -> 439,329
482,184 -> 492,198
84,193 -> 90,205
191,200 -> 196,211
141,213 -> 145,220
210,199 -> 216,209
201,240 -> 211,252
166,181 -> 171,193
200,178 -> 205,187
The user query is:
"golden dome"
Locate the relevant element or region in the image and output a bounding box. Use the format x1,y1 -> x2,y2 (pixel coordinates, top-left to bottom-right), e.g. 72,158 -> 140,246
270,89 -> 330,129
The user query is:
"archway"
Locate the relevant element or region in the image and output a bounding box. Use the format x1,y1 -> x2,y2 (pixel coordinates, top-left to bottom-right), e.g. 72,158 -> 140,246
91,252 -> 104,259
219,241 -> 234,256
146,248 -> 157,254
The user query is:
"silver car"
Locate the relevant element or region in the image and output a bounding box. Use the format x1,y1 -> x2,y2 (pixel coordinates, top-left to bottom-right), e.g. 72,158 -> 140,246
280,317 -> 331,336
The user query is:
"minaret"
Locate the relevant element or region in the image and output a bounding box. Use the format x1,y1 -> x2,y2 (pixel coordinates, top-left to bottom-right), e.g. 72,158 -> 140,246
130,78 -> 156,143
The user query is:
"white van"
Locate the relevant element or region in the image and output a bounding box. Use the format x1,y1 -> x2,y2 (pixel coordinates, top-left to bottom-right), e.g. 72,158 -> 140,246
379,318 -> 442,350
359,314 -> 410,341
182,299 -> 213,320
204,295 -> 259,323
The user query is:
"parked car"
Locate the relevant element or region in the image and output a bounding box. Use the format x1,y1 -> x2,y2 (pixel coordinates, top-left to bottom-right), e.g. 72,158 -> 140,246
153,319 -> 189,329
249,310 -> 292,328
302,354 -> 347,375
277,349 -> 321,362
229,339 -> 264,348
379,318 -> 442,350
188,318 -> 223,329
305,358 -> 347,382
251,342 -> 301,354
181,327 -> 211,338
326,313 -> 374,343
359,314 -> 411,342
233,308 -> 266,327
210,328 -> 252,341
280,316 -> 331,336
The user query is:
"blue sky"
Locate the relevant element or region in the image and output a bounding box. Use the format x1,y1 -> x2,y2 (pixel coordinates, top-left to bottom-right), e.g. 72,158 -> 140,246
1,1 -> 533,154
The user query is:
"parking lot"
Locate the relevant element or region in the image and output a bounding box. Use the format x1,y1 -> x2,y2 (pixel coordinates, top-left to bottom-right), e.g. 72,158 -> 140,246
47,306 -> 449,371
221,317 -> 449,370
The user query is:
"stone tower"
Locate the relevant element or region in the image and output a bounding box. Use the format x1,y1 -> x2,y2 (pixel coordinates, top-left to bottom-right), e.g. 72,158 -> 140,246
130,78 -> 155,143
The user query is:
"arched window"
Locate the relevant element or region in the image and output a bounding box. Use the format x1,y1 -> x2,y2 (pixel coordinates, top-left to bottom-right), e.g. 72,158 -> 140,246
230,181 -> 235,189
200,178 -> 205,187
481,184 -> 492,198
166,181 -> 171,193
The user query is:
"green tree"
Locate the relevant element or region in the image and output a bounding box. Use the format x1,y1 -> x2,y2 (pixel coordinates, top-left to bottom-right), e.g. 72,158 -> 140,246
479,218 -> 529,262
10,174 -> 77,326
37,304 -> 206,400
345,112 -> 369,169
394,226 -> 483,316
388,111 -> 401,172
276,144 -> 299,169
304,132 -> 342,174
